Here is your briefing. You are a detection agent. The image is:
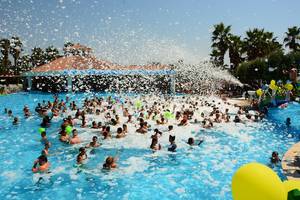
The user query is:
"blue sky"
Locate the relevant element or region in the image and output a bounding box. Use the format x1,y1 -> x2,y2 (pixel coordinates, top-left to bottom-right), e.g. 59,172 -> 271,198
0,0 -> 300,64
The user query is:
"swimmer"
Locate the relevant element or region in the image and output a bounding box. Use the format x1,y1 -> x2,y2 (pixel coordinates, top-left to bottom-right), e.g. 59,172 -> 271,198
116,127 -> 125,138
81,116 -> 87,128
253,115 -> 259,122
270,151 -> 281,164
178,115 -> 188,126
8,109 -> 12,117
23,105 -> 31,117
127,115 -> 133,123
122,124 -> 128,134
12,117 -> 19,125
97,122 -> 102,129
41,116 -> 51,128
69,129 -> 81,144
40,131 -> 50,145
85,136 -> 100,148
136,122 -> 148,134
67,115 -> 74,126
168,125 -> 174,136
77,147 -> 87,164
168,135 -> 177,152
41,142 -> 50,156
150,136 -> 161,151
233,115 -> 241,123
59,129 -> 69,143
91,121 -> 98,129
187,137 -> 204,146
286,117 -> 291,127
102,126 -> 111,139
32,155 -> 50,173
103,156 -> 117,169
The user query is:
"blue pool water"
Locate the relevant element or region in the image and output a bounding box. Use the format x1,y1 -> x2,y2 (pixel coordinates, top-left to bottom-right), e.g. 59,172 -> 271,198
0,92 -> 299,200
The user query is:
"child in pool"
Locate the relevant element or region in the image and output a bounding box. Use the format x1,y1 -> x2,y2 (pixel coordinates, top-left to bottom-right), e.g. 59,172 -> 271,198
32,155 -> 50,173
41,142 -> 50,156
77,147 -> 87,164
103,156 -> 117,169
40,131 -> 50,145
168,135 -> 177,152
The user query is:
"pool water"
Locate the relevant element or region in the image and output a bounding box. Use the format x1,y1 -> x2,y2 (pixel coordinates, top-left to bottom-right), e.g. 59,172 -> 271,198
0,92 -> 299,200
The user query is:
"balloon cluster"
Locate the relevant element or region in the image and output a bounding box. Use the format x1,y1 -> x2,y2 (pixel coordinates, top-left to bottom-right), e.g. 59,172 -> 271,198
256,80 -> 294,97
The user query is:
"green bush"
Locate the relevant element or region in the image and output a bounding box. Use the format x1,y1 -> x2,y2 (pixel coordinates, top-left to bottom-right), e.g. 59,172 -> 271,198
235,51 -> 300,84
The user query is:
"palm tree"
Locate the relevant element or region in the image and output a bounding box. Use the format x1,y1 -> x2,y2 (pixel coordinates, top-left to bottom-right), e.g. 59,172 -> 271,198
31,47 -> 45,68
45,46 -> 60,63
210,23 -> 231,66
228,34 -> 245,71
18,54 -> 32,72
9,36 -> 23,74
284,26 -> 300,52
244,28 -> 282,61
0,38 -> 11,73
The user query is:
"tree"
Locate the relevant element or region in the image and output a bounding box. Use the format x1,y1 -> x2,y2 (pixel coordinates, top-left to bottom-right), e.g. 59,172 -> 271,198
244,28 -> 282,61
284,26 -> 300,52
31,47 -> 45,68
63,42 -> 74,56
0,38 -> 11,73
18,54 -> 32,72
228,34 -> 245,71
210,23 -> 231,66
9,36 -> 23,74
45,46 -> 60,63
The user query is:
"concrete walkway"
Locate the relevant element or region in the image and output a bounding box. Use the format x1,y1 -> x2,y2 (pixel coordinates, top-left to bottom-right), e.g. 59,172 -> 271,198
282,142 -> 300,180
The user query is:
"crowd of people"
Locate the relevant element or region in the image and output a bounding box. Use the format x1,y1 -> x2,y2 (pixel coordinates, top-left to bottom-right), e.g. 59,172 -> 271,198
3,93 -> 286,174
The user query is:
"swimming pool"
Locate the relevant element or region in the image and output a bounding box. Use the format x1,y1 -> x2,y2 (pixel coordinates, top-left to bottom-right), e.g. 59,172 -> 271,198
0,92 -> 298,200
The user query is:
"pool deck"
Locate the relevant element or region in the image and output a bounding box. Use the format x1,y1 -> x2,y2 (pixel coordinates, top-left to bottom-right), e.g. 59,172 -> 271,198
282,142 -> 300,180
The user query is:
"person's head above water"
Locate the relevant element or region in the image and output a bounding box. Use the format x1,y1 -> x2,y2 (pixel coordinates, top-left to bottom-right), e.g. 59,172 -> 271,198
169,135 -> 176,143
286,117 -> 291,124
79,147 -> 86,154
117,127 -> 123,134
72,129 -> 78,136
41,131 -> 46,137
188,137 -> 194,145
92,136 -> 98,142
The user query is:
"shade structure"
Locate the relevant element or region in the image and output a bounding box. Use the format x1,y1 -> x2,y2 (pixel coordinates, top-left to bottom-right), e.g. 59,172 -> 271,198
21,55 -> 176,94
22,55 -> 175,77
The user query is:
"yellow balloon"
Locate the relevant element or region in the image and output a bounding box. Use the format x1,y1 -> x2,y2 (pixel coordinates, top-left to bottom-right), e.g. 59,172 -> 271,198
283,180 -> 300,192
285,83 -> 293,91
271,80 -> 276,85
232,163 -> 286,200
270,84 -> 278,91
256,89 -> 263,96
